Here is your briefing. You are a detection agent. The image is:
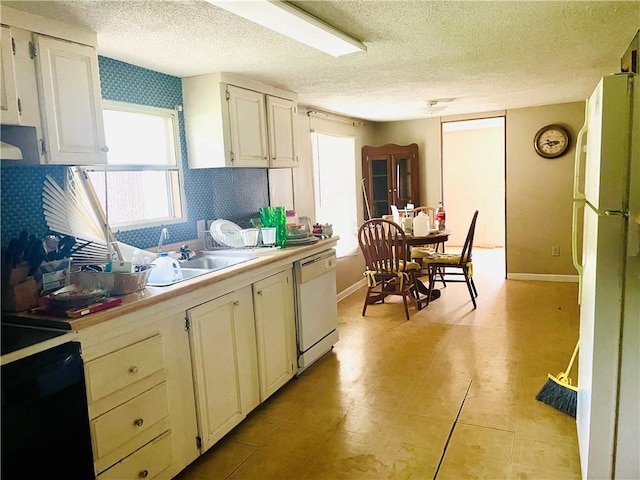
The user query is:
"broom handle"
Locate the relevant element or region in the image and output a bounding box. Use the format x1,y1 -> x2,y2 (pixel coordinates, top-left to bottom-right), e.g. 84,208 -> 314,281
564,340 -> 580,375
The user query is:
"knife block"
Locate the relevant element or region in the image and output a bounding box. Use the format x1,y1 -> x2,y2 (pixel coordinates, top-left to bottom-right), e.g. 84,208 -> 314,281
1,275 -> 39,312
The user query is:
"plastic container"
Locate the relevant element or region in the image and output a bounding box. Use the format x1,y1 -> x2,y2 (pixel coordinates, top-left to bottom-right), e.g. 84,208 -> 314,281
148,252 -> 183,285
260,227 -> 277,246
286,210 -> 298,226
240,228 -> 259,247
412,211 -> 430,236
401,215 -> 413,233
274,206 -> 287,247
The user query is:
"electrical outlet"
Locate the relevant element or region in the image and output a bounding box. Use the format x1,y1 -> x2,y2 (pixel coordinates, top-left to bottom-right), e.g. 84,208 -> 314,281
551,246 -> 560,256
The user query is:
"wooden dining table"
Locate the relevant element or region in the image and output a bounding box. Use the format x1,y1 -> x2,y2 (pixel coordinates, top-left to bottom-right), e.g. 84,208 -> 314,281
405,229 -> 451,248
403,229 -> 451,307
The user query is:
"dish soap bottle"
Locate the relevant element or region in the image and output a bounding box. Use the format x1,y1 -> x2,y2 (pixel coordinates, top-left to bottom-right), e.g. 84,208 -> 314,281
435,202 -> 446,231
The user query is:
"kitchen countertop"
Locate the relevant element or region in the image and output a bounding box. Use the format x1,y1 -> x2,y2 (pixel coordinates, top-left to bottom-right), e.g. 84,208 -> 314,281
7,238 -> 339,332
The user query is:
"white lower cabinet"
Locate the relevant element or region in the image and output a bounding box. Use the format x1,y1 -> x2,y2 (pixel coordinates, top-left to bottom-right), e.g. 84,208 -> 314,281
97,430 -> 173,480
187,268 -> 296,454
187,286 -> 260,453
253,269 -> 297,401
81,311 -> 199,479
81,264 -> 300,477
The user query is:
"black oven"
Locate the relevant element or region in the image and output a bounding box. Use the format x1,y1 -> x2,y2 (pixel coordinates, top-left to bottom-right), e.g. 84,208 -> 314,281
1,324 -> 95,479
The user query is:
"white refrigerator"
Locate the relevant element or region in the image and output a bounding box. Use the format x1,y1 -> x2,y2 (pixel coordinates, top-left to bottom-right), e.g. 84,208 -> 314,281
572,73 -> 640,479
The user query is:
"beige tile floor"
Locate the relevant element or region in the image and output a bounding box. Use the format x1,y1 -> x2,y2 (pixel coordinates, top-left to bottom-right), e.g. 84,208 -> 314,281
176,248 -> 582,480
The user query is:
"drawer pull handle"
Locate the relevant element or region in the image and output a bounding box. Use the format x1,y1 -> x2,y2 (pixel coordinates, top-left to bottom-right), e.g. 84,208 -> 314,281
129,366 -> 139,374
134,418 -> 144,427
233,300 -> 240,306
139,470 -> 149,478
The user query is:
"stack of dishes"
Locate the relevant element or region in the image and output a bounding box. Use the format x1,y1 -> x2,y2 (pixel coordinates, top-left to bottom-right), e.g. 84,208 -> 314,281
286,223 -> 307,240
209,219 -> 244,248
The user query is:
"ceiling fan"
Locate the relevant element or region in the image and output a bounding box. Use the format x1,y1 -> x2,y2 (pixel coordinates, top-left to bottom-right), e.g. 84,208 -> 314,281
421,98 -> 455,115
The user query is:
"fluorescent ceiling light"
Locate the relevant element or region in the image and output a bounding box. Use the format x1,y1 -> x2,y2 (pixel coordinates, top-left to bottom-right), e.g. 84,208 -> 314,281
206,0 -> 366,57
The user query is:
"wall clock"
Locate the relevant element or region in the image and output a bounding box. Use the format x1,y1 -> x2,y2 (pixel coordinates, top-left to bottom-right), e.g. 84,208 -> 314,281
533,124 -> 571,159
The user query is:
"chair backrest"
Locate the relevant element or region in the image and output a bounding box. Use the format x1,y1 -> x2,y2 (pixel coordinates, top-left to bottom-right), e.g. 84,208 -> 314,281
459,210 -> 479,264
412,206 -> 436,228
358,218 -> 410,274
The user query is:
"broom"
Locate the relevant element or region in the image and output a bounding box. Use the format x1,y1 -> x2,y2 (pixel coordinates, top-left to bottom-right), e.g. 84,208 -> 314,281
535,340 -> 579,417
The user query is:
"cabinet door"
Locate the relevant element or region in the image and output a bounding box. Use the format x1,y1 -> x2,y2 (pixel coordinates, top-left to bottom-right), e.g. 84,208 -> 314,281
362,144 -> 420,218
267,95 -> 297,167
253,269 -> 296,400
187,286 -> 259,452
366,153 -> 393,218
227,85 -> 269,167
34,34 -> 107,164
0,26 -> 20,125
392,149 -> 419,209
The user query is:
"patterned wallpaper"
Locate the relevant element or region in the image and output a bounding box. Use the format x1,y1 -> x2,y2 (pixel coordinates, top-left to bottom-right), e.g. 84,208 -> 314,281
1,57 -> 269,249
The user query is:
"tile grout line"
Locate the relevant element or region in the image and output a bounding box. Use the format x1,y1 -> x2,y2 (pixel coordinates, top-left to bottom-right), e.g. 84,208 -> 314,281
432,378 -> 474,480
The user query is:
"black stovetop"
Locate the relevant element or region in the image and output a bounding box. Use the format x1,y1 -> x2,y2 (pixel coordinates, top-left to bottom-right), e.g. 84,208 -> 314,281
1,320 -> 68,356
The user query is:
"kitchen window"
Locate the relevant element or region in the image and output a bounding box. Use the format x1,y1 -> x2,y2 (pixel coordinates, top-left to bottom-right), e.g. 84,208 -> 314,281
84,101 -> 186,230
312,132 -> 358,257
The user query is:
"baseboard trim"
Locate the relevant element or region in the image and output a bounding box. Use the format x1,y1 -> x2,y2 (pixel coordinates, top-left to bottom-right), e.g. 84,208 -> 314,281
507,273 -> 579,282
338,278 -> 367,302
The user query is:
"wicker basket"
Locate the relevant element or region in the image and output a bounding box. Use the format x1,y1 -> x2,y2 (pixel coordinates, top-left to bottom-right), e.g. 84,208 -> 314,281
71,267 -> 153,295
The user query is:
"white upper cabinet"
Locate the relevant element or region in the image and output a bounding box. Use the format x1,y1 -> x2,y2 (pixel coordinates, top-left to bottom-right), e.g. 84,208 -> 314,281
182,73 -> 298,168
1,6 -> 107,165
267,95 -> 297,168
1,26 -> 20,125
34,35 -> 107,165
227,85 -> 269,167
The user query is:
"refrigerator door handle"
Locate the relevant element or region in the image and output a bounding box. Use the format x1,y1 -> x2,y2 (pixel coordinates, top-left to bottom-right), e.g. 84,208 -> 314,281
571,200 -> 584,302
573,100 -> 589,201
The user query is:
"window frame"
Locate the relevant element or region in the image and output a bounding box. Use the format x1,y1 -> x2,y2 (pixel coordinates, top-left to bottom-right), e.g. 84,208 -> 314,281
84,100 -> 187,231
311,131 -> 359,258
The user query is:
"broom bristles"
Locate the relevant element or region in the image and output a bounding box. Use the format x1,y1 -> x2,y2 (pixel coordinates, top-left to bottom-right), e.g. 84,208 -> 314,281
535,373 -> 577,418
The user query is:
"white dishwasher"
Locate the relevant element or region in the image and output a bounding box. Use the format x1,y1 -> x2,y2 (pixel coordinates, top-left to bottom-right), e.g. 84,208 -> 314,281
294,249 -> 338,373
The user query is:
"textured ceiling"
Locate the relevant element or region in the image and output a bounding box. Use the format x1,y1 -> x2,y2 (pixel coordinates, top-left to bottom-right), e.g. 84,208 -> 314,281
3,1 -> 639,121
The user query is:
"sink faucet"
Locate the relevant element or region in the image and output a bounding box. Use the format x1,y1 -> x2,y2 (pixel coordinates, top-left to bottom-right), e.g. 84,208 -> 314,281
180,244 -> 196,261
158,227 -> 169,254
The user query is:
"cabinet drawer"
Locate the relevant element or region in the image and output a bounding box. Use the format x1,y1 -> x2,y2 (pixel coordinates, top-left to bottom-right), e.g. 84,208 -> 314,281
86,334 -> 165,403
97,430 -> 172,480
92,382 -> 169,465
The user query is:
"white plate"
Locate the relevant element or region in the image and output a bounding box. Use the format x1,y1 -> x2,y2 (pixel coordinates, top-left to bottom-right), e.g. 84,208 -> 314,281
209,219 -> 244,248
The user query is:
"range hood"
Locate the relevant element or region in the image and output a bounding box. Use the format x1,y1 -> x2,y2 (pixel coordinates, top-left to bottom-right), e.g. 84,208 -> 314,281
0,125 -> 39,163
1,140 -> 23,160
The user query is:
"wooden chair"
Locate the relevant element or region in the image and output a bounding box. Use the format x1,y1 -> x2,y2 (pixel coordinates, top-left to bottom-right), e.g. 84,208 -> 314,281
358,218 -> 422,320
410,205 -> 446,284
412,206 -> 436,227
424,210 -> 479,308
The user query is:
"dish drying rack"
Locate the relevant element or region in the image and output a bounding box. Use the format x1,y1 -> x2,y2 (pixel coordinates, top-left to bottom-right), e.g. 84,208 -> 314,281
198,220 -> 279,255
200,227 -> 226,251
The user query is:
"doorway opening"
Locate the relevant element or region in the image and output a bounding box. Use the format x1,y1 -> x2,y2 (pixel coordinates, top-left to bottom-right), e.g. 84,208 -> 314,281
441,117 -> 505,277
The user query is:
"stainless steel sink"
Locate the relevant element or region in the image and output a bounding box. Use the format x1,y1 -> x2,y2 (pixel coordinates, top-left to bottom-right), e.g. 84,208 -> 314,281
180,255 -> 254,270
146,255 -> 255,287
